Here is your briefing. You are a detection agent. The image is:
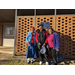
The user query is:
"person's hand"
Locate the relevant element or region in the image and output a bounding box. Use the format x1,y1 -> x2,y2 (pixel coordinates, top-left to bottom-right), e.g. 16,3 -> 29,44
55,48 -> 59,51
43,43 -> 46,46
38,43 -> 41,45
47,46 -> 49,49
27,42 -> 29,45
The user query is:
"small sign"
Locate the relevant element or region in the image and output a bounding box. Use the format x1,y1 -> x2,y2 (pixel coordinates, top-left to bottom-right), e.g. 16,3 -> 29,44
6,28 -> 10,35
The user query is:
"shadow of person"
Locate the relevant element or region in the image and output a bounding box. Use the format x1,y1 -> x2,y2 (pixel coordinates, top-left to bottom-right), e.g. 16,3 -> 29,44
55,31 -> 75,65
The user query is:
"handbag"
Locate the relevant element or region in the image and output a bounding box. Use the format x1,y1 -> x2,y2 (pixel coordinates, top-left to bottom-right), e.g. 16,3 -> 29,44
56,51 -> 64,63
40,46 -> 46,54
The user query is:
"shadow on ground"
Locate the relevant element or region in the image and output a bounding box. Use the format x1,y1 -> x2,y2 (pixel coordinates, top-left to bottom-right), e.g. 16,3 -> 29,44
0,60 -> 11,65
35,58 -> 75,65
0,58 -> 75,65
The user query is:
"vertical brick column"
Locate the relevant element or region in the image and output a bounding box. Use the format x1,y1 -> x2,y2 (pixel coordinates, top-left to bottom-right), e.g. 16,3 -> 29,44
16,17 -> 34,54
56,15 -> 75,57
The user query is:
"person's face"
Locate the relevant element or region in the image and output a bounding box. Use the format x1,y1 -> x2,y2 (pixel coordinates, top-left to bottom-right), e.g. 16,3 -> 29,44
31,28 -> 34,33
48,29 -> 53,34
39,26 -> 43,31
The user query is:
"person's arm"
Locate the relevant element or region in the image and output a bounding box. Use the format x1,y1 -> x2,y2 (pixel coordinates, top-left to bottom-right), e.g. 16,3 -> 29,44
45,31 -> 48,44
26,33 -> 29,43
26,33 -> 29,45
36,32 -> 40,44
55,33 -> 60,50
43,31 -> 48,46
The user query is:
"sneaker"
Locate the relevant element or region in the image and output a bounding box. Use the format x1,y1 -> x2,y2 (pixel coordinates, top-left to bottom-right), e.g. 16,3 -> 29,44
46,62 -> 49,65
31,60 -> 33,64
31,58 -> 33,64
53,62 -> 57,65
27,61 -> 30,64
39,61 -> 42,65
27,58 -> 30,64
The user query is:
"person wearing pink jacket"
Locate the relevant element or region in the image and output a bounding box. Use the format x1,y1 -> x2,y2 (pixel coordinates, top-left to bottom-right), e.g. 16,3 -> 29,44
46,27 -> 60,65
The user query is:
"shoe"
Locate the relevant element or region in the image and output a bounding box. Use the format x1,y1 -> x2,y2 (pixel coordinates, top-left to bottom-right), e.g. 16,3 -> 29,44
55,63 -> 57,65
31,60 -> 33,64
27,61 -> 30,64
46,62 -> 49,65
39,61 -> 42,65
53,57 -> 57,65
53,63 -> 57,65
31,58 -> 33,64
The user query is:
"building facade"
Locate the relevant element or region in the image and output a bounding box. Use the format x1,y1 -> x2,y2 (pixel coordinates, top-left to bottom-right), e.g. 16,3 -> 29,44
0,9 -> 75,58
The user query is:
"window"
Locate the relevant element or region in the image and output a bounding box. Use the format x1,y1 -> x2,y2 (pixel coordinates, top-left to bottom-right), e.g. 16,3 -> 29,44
5,26 -> 15,36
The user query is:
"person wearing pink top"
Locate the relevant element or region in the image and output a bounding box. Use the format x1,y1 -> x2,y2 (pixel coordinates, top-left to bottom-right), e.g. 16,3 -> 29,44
47,33 -> 53,48
46,27 -> 60,65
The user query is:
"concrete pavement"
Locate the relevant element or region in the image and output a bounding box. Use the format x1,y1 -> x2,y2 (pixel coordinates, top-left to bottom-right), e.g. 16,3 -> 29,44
0,46 -> 14,54
0,46 -> 14,65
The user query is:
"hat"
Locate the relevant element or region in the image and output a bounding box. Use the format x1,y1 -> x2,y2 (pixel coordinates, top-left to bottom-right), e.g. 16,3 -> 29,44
30,26 -> 35,30
40,22 -> 50,29
39,24 -> 43,27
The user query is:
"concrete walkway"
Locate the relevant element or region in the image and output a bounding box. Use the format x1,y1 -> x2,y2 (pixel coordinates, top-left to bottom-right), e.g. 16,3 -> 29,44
0,53 -> 13,65
0,46 -> 14,65
0,46 -> 14,54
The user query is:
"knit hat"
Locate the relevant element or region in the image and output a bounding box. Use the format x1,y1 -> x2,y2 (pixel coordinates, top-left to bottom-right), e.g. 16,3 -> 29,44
30,26 -> 35,30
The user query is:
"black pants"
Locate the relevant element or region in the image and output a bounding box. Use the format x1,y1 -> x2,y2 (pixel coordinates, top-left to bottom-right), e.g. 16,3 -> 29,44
50,48 -> 57,64
38,44 -> 48,62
